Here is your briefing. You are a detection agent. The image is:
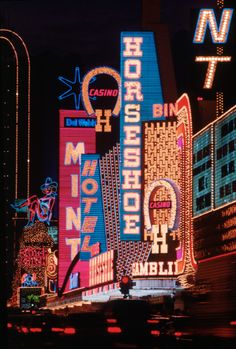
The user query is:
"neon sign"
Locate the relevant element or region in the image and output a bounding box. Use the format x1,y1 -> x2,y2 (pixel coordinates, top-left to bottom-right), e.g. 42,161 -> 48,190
132,261 -> 178,276
82,66 -> 121,133
82,67 -> 120,117
11,177 -> 58,227
120,32 -> 163,241
89,250 -> 114,287
193,9 -> 233,44
153,103 -> 178,118
149,200 -> 172,209
193,8 -> 234,89
58,110 -> 95,290
21,273 -> 38,287
58,66 -> 121,132
58,67 -> 83,110
80,154 -> 107,260
19,247 -> 48,268
89,89 -> 119,97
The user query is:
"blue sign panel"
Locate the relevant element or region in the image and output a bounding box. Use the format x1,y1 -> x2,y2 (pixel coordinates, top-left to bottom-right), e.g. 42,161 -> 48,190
120,31 -> 164,240
80,154 -> 107,260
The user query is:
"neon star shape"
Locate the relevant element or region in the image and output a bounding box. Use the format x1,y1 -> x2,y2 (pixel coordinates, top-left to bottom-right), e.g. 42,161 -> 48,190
58,67 -> 82,110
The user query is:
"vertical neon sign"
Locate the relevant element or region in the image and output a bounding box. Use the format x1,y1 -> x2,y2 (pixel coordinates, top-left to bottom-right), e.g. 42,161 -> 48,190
58,110 -> 96,290
80,154 -> 107,260
120,32 -> 163,240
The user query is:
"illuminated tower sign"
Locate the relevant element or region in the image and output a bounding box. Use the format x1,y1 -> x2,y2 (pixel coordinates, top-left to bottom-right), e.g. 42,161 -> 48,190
58,110 -> 96,291
120,32 -> 163,241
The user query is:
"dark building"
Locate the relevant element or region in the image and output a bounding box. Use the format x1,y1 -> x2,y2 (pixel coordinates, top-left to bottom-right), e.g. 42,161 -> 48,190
191,105 -> 236,336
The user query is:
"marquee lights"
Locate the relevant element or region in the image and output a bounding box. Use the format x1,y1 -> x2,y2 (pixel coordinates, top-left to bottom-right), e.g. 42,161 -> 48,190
176,94 -> 197,288
193,9 -> 233,44
193,8 -> 233,90
132,261 -> 178,277
195,56 -> 231,89
89,250 -> 114,287
143,179 -> 180,233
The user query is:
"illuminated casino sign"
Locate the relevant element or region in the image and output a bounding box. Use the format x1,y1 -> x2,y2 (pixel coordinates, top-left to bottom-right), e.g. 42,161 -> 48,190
120,32 -> 164,241
82,66 -> 121,133
58,110 -> 96,291
58,66 -> 121,133
89,89 -> 119,97
132,261 -> 178,277
149,200 -> 172,209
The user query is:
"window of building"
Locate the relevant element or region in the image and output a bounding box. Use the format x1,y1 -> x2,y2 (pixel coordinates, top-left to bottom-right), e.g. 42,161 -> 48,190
229,160 -> 235,174
221,164 -> 228,177
220,186 -> 224,198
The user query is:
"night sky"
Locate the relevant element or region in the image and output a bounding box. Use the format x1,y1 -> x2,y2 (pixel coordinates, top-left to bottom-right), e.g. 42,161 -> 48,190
0,0 -> 235,195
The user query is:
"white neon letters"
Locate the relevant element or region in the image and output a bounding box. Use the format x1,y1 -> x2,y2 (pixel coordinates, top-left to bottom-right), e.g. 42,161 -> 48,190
193,9 -> 233,44
122,36 -> 143,237
193,8 -> 233,89
195,56 -> 231,89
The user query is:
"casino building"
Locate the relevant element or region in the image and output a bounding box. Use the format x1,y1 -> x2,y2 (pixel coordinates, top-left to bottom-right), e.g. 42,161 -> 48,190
52,30 -> 197,307
7,2 -> 236,318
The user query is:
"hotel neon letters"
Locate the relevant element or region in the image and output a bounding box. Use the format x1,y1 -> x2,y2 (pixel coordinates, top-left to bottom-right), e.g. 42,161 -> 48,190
80,159 -> 99,256
64,142 -> 84,259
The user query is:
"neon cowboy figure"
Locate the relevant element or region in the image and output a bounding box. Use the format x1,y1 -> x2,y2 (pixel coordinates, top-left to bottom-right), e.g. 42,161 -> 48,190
11,177 -> 58,227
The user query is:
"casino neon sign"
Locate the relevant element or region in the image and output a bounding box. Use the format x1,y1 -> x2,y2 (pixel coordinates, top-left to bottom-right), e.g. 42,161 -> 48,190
82,67 -> 121,132
89,89 -> 119,97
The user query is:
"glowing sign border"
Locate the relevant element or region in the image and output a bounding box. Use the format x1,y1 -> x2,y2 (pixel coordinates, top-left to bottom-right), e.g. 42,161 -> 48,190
143,178 -> 180,232
82,66 -> 121,116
